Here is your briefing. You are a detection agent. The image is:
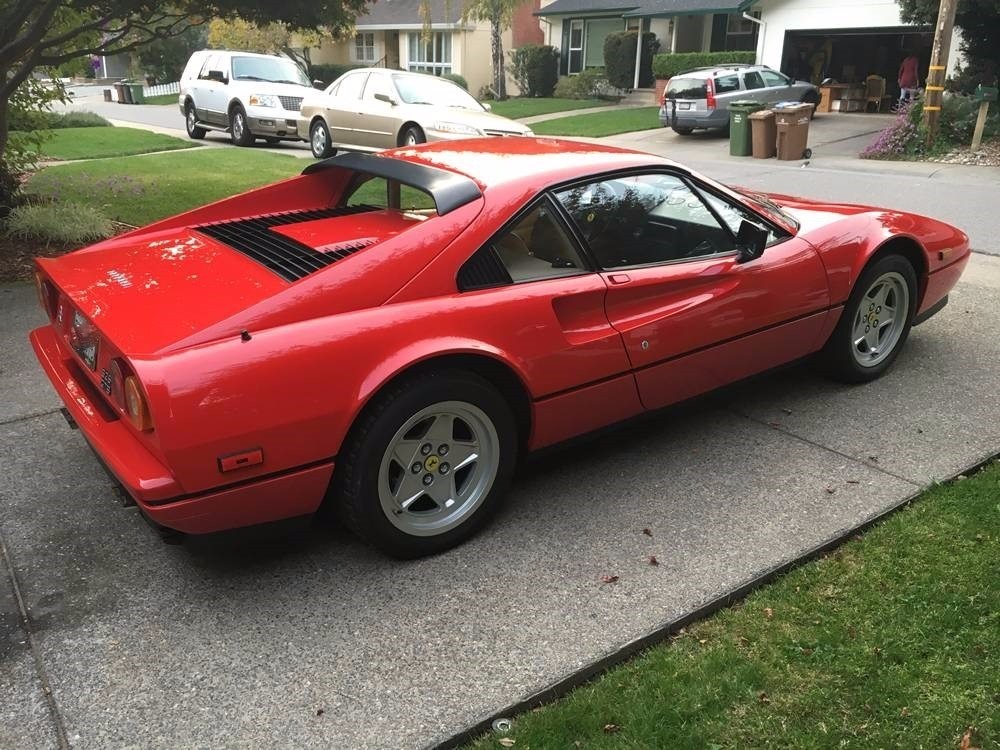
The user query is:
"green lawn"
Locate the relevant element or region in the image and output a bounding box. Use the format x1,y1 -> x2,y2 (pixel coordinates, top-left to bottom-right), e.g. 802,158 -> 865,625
143,93 -> 179,105
467,461 -> 1000,750
38,126 -> 197,160
27,149 -> 304,225
488,97 -> 609,119
531,106 -> 661,137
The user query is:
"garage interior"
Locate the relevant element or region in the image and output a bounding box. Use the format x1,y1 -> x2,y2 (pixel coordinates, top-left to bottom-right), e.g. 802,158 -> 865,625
781,27 -> 934,101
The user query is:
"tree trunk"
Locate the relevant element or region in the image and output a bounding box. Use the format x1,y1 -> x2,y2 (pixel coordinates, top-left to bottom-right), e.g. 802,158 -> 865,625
491,12 -> 506,100
0,65 -> 10,162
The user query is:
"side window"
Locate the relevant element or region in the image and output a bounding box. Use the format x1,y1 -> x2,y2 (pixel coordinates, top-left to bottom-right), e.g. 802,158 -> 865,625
743,71 -> 765,90
458,200 -> 588,290
695,187 -> 782,246
555,174 -> 734,268
715,74 -> 740,93
363,74 -> 394,102
336,73 -> 368,101
761,70 -> 788,87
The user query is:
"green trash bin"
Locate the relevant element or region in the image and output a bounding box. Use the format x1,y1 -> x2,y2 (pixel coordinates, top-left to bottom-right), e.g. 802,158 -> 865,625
127,82 -> 145,104
729,100 -> 765,157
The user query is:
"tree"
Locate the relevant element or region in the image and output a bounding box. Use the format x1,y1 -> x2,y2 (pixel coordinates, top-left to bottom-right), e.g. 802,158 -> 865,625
0,0 -> 368,202
897,0 -> 1000,74
462,0 -> 527,100
135,23 -> 208,84
207,18 -> 322,75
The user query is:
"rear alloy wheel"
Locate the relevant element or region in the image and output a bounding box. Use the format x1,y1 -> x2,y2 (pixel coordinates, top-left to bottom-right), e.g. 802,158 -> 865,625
402,125 -> 425,146
336,371 -> 516,559
310,119 -> 335,158
185,103 -> 206,139
229,105 -> 254,147
819,254 -> 917,383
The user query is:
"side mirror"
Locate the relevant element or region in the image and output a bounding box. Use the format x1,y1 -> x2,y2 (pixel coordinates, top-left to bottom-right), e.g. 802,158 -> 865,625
313,79 -> 325,89
482,102 -> 492,111
207,70 -> 227,83
374,92 -> 397,105
735,219 -> 768,263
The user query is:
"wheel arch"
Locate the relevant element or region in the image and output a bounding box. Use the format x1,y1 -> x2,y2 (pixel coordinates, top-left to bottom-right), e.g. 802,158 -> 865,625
349,350 -> 533,457
228,98 -> 245,116
864,235 -> 928,307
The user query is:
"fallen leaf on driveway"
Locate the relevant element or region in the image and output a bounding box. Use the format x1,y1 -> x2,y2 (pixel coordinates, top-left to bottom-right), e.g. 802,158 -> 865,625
847,479 -> 860,484
601,575 -> 619,584
647,555 -> 659,566
825,487 -> 836,494
781,408 -> 793,415
768,421 -> 781,428
642,527 -> 653,537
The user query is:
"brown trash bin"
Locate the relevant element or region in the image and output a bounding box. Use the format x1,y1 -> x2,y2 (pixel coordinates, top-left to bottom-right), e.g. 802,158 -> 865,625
775,103 -> 814,160
750,110 -> 776,158
103,88 -> 113,102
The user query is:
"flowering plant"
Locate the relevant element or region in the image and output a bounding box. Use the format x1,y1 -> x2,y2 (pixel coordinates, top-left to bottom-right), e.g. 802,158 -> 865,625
860,100 -> 924,159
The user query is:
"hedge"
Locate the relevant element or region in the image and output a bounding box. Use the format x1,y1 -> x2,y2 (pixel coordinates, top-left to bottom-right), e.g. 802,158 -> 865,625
652,51 -> 756,80
604,31 -> 660,89
309,63 -> 365,85
443,73 -> 469,90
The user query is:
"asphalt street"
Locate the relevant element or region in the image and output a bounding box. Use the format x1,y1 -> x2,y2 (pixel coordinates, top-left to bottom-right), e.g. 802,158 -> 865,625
3,91 -> 1000,749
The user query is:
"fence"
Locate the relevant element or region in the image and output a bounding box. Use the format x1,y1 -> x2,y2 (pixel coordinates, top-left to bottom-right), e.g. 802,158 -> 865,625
143,81 -> 180,97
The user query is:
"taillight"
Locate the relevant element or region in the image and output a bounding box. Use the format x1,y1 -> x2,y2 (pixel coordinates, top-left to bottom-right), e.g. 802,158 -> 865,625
662,78 -> 671,105
110,357 -> 153,431
34,272 -> 57,319
706,78 -> 717,110
124,375 -> 154,432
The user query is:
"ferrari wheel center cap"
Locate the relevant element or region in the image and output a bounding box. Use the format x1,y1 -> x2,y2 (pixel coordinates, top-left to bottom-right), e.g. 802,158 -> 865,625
424,455 -> 441,472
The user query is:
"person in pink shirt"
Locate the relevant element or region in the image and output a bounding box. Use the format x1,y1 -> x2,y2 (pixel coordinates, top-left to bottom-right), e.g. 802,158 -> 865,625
898,53 -> 920,106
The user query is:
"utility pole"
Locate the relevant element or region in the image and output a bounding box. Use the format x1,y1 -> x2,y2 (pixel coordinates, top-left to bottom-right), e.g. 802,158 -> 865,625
923,0 -> 958,144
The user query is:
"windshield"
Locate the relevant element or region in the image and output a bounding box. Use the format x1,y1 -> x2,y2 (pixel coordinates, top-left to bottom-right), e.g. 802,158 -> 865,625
231,56 -> 310,86
391,74 -> 484,110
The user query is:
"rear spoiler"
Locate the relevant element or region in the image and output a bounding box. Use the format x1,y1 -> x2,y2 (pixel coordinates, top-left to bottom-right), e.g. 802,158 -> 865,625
302,151 -> 482,215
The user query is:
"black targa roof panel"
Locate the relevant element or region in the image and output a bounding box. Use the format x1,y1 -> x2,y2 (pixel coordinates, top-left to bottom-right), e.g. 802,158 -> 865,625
301,151 -> 483,215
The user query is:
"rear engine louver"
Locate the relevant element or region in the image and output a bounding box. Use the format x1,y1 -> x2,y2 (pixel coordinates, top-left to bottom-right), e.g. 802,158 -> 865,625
196,206 -> 376,282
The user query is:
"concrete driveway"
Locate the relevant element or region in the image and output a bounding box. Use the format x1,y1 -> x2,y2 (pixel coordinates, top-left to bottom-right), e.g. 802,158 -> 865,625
4,97 -> 1000,749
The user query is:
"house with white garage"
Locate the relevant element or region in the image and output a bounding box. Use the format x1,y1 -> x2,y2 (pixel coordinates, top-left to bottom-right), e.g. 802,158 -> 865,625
535,0 -> 963,94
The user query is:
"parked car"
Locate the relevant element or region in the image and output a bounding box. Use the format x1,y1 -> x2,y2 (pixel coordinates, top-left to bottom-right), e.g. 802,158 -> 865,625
659,64 -> 820,135
298,68 -> 532,158
30,139 -> 968,559
178,49 -> 316,146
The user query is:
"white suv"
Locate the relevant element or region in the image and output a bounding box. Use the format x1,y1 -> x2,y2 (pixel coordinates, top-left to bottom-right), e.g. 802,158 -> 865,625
179,50 -> 317,146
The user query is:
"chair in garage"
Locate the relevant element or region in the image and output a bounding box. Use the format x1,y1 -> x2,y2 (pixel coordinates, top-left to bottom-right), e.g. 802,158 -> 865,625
865,75 -> 886,112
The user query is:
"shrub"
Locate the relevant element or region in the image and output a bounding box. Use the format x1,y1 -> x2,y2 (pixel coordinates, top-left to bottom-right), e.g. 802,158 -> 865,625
309,63 -> 365,86
938,93 -> 1000,144
10,110 -> 111,131
6,203 -> 115,244
603,31 -> 660,89
508,44 -> 559,97
946,58 -> 999,95
554,67 -> 610,99
860,100 -> 924,159
443,73 -> 468,90
652,51 -> 756,80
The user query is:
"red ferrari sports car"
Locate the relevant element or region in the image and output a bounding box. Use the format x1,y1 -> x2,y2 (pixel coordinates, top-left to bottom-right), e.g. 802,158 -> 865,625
31,138 -> 969,558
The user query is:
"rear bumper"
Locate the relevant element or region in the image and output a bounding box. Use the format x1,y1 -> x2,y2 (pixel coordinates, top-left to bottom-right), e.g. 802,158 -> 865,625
659,104 -> 730,130
30,325 -> 332,534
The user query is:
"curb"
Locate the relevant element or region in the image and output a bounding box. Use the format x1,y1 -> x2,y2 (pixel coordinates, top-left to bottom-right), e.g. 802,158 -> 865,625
427,448 -> 1000,750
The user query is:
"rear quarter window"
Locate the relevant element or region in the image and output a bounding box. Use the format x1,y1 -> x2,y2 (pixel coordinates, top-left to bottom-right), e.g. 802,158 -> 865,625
715,74 -> 741,93
666,78 -> 707,99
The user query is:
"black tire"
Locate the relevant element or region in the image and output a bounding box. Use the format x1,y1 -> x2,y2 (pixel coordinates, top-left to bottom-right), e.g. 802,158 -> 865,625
184,102 -> 206,140
229,104 -> 254,147
401,125 -> 425,146
817,254 -> 918,383
310,119 -> 335,159
335,370 -> 517,559
672,126 -> 694,136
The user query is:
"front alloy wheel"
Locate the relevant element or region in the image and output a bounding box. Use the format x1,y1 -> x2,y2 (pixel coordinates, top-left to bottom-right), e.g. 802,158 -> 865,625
335,371 -> 516,558
819,253 -> 917,383
229,105 -> 253,147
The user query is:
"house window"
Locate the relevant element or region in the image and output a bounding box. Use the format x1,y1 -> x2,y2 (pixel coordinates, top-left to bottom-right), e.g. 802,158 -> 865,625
565,17 -> 623,75
726,13 -> 756,35
568,20 -> 584,74
407,32 -> 452,75
354,32 -> 376,63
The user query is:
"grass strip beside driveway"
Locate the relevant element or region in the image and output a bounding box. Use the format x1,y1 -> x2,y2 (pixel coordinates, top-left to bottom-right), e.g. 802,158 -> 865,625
38,126 -> 197,160
143,94 -> 180,105
467,461 -> 1000,749
488,98 -> 608,119
530,107 -> 661,137
27,149 -> 304,226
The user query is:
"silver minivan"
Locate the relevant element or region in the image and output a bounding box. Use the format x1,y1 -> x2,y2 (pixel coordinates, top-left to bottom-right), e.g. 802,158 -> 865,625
659,64 -> 819,135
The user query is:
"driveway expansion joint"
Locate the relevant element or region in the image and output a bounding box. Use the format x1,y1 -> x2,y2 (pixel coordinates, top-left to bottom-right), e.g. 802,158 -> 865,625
730,408 -> 924,488
0,528 -> 70,750
0,408 -> 64,428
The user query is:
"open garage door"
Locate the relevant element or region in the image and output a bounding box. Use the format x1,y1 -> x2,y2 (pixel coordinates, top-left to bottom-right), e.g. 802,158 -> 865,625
781,27 -> 933,101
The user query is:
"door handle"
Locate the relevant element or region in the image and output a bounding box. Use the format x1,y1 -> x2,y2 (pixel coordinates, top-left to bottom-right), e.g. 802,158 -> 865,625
608,274 -> 631,285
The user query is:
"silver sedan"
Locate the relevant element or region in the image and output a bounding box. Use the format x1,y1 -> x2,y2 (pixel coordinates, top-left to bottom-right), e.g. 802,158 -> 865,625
298,68 -> 532,158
